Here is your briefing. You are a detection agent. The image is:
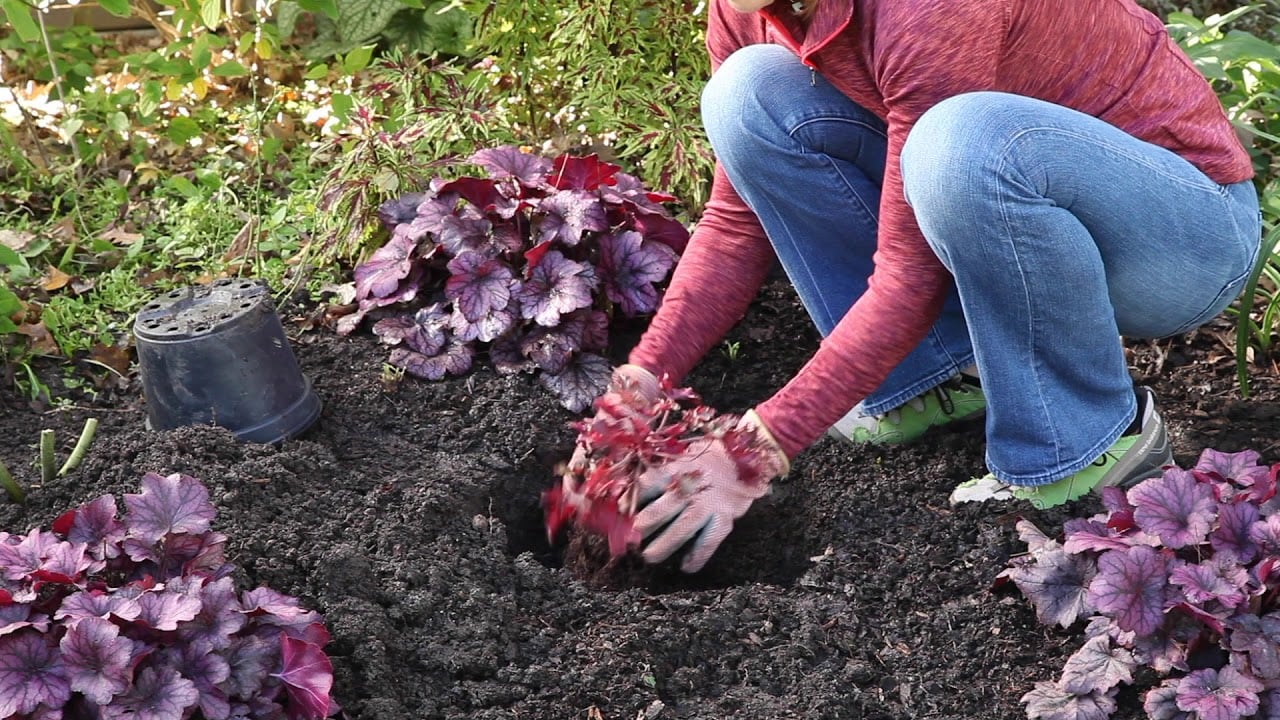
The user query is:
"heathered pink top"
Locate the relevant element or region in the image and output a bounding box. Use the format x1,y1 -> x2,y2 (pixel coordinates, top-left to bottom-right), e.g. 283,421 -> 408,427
629,0 -> 1254,459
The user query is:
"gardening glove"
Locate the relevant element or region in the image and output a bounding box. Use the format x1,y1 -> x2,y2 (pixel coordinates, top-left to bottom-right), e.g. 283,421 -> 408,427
564,364 -> 663,476
633,410 -> 790,573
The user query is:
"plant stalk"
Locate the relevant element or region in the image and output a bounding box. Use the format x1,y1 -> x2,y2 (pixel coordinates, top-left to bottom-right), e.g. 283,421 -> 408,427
58,417 -> 98,477
39,428 -> 56,484
0,458 -> 23,503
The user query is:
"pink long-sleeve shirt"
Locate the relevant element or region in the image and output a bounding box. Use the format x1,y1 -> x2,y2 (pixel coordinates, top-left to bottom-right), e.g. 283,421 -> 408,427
629,0 -> 1254,459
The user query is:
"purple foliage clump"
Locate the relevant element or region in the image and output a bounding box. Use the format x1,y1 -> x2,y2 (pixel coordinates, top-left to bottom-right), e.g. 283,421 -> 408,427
0,472 -> 337,720
1004,449 -> 1280,720
339,145 -> 688,412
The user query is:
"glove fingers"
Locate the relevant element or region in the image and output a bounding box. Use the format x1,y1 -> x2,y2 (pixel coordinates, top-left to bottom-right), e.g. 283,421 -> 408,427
641,506 -> 711,566
681,514 -> 732,573
633,492 -> 687,539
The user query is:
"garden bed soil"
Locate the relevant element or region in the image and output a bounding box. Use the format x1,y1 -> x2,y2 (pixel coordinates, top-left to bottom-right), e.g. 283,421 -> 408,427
2,279 -> 1278,720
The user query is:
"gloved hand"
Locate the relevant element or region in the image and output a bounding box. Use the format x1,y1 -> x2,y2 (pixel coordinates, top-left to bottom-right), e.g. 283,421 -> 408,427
633,410 -> 789,573
563,363 -> 662,477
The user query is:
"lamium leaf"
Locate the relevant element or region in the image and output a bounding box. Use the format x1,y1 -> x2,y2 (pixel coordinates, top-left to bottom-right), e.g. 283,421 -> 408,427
470,145 -> 551,187
1087,546 -> 1168,636
513,250 -> 597,327
60,616 -> 133,704
1129,469 -> 1217,549
1211,501 -> 1262,563
0,631 -> 70,717
389,342 -> 474,381
123,473 -> 216,544
275,637 -> 335,720
597,230 -> 678,316
1060,635 -> 1137,694
1174,666 -> 1263,720
445,252 -> 516,322
1169,557 -> 1249,609
353,230 -> 419,301
539,353 -> 611,413
548,153 -> 620,191
1021,681 -> 1117,720
108,666 -> 200,720
1002,545 -> 1097,628
535,190 -> 609,246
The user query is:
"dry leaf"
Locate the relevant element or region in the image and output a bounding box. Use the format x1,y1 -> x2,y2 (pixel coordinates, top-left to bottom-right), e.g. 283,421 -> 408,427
48,217 -> 78,243
100,226 -> 144,246
88,343 -> 133,376
42,267 -> 72,291
17,322 -> 60,356
0,229 -> 36,252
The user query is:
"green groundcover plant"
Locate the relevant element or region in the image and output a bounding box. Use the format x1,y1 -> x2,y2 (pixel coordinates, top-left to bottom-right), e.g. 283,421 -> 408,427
339,144 -> 689,412
1005,449 -> 1280,720
0,472 -> 337,720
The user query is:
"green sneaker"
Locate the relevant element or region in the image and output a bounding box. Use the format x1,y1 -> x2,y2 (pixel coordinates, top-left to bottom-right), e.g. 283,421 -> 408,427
949,386 -> 1173,509
827,376 -> 985,445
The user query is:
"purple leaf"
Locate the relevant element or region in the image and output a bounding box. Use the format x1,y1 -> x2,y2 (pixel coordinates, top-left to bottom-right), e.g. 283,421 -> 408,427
36,540 -> 94,583
241,588 -> 322,631
224,634 -> 277,700
1169,557 -> 1249,609
1251,514 -> 1280,555
520,323 -> 584,375
445,252 -> 516,322
373,304 -> 450,357
60,616 -> 133,704
489,335 -> 533,375
123,472 -> 216,544
1130,469 -> 1217,549
1196,449 -> 1272,487
1175,666 -> 1263,720
548,154 -> 619,191
178,576 -> 245,650
136,589 -> 203,631
597,230 -> 677,316
275,637 -> 334,720
1144,682 -> 1192,720
1002,545 -> 1097,629
1229,613 -> 1280,681
535,190 -> 609,246
513,250 -> 597,327
0,631 -> 70,717
469,145 -> 551,187
628,210 -> 690,253
162,643 -> 231,720
1212,501 -> 1262,563
0,529 -> 60,581
353,230 -> 420,301
1021,681 -> 1116,720
1060,635 -> 1136,694
107,666 -> 200,720
402,193 -> 458,241
577,310 -> 609,351
1087,546 -> 1168,635
55,591 -> 142,624
599,170 -> 672,211
539,353 -> 611,413
437,176 -> 520,218
376,191 -> 426,230
449,306 -> 516,343
62,495 -> 125,560
0,605 -> 48,637
340,266 -> 425,337
435,210 -> 493,256
1063,517 -> 1153,554
390,342 -> 474,381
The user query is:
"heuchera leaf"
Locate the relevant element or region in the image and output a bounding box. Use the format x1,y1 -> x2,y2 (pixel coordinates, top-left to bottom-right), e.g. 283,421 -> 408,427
1002,545 -> 1097,629
539,353 -> 612,413
353,230 -> 419,301
597,230 -> 677,316
376,191 -> 426,231
1175,666 -> 1263,720
449,306 -> 516,344
1129,469 -> 1217,549
535,190 -> 609,246
1087,546 -> 1168,636
1169,557 -> 1249,609
109,666 -> 200,720
435,210 -> 493,257
275,637 -> 334,720
123,472 -> 216,544
513,250 -> 597,327
373,307 -> 449,357
1021,680 -> 1117,720
548,153 -> 620,191
469,145 -> 551,186
628,210 -> 689,254
136,589 -> 203,631
436,176 -> 519,218
0,529 -> 60,581
55,591 -> 142,624
1228,613 -> 1280,681
60,616 -> 133,704
445,252 -> 516,322
1060,635 -> 1137,694
1196,449 -> 1272,488
390,342 -> 474,381
0,631 -> 70,717
1144,682 -> 1191,720
1212,501 -> 1262,563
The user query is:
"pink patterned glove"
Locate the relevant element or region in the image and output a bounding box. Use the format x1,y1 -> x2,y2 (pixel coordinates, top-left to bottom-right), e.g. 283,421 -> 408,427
563,364 -> 662,477
633,410 -> 789,573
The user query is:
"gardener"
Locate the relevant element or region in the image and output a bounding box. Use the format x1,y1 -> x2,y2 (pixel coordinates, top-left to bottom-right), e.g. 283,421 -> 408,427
574,0 -> 1263,572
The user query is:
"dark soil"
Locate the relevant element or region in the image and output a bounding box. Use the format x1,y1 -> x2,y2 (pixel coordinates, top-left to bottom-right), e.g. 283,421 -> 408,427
3,279 -> 1278,720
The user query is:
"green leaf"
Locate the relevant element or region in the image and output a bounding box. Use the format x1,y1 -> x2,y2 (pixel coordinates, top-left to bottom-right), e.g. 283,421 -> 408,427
297,0 -> 338,19
212,60 -> 248,77
342,45 -> 375,74
0,246 -> 21,268
1,0 -> 40,43
304,63 -> 330,80
167,116 -> 202,144
166,175 -> 200,198
276,1 -> 302,37
338,0 -> 402,47
97,0 -> 132,18
200,0 -> 222,29
330,92 -> 355,122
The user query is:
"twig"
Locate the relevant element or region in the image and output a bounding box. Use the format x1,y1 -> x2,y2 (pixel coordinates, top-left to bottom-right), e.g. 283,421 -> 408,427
58,417 -> 98,476
39,429 -> 56,484
0,459 -> 24,503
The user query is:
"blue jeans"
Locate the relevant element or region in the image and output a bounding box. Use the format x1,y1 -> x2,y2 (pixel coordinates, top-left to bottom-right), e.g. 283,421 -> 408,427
702,44 -> 1262,485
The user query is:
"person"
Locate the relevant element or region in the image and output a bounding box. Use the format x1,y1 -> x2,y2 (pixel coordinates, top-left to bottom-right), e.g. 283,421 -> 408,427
574,0 -> 1263,573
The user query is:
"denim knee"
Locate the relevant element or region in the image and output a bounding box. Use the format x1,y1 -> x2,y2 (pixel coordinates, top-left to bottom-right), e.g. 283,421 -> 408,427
701,44 -> 804,162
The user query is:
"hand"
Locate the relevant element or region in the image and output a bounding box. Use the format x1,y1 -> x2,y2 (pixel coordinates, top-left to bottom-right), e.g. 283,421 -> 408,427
564,364 -> 662,477
633,411 -> 789,573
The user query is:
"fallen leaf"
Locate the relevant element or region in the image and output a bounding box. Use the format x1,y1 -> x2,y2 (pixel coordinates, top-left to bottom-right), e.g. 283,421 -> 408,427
17,322 -> 60,355
223,218 -> 261,262
99,226 -> 144,246
88,343 -> 133,376
42,267 -> 72,291
321,282 -> 356,305
0,229 -> 36,252
48,217 -> 77,244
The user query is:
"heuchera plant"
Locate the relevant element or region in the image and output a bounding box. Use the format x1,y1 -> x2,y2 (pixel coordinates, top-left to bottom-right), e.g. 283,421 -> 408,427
1002,448 -> 1280,720
339,145 -> 689,412
543,376 -> 779,557
0,472 -> 336,720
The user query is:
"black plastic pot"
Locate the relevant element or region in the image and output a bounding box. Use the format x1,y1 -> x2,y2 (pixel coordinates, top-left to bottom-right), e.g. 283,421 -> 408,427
133,279 -> 321,444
